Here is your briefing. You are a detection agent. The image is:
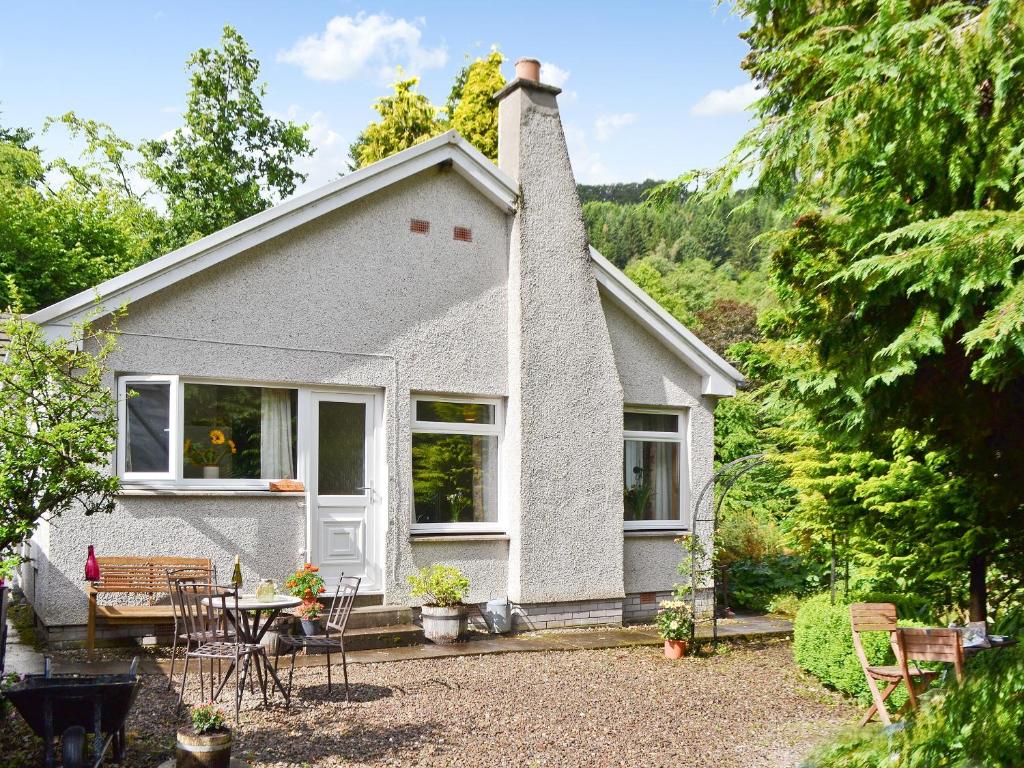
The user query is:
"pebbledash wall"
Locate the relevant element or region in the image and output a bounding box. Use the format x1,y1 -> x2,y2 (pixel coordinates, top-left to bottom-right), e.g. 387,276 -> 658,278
26,74 -> 720,643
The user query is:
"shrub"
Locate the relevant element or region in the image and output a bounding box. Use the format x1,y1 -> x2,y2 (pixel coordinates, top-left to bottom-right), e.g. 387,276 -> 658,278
190,703 -> 227,734
793,592 -> 925,706
407,564 -> 469,607
655,599 -> 694,640
725,554 -> 823,612
802,646 -> 1024,767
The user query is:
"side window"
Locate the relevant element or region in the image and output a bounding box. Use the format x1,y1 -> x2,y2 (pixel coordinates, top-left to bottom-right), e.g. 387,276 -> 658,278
119,376 -> 177,480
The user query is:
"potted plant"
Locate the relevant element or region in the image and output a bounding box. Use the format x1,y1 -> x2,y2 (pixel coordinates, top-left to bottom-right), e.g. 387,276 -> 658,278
176,703 -> 231,768
286,562 -> 326,634
296,600 -> 325,635
408,564 -> 470,644
656,598 -> 694,659
184,429 -> 237,479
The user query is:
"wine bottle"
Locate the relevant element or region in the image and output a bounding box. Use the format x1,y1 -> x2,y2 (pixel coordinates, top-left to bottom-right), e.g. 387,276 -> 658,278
231,555 -> 243,590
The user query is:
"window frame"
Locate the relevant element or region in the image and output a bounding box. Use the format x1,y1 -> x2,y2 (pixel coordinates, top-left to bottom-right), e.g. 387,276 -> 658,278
622,407 -> 690,531
116,375 -> 301,490
410,394 -> 504,535
117,374 -> 179,482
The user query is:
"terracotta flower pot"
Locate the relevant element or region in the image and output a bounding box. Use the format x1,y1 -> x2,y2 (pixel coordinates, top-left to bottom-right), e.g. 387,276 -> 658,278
421,604 -> 467,644
176,727 -> 232,768
664,639 -> 688,659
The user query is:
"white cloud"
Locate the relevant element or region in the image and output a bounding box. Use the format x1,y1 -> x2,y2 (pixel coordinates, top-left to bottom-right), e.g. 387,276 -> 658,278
563,123 -> 612,184
276,106 -> 348,194
540,61 -> 570,89
278,13 -> 447,82
690,81 -> 763,117
594,112 -> 637,142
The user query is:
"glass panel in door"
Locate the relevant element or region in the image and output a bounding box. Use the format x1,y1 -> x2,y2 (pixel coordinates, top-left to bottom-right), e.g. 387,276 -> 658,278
317,401 -> 366,495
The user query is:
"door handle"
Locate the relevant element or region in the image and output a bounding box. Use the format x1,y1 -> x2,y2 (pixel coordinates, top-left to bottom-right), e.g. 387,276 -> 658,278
355,486 -> 372,492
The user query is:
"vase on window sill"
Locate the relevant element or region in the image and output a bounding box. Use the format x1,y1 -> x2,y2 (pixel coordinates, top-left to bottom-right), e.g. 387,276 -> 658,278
202,465 -> 220,480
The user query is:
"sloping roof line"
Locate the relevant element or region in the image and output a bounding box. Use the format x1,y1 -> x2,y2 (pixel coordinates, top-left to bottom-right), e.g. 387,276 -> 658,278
590,246 -> 744,396
29,130 -> 518,328
28,128 -> 742,395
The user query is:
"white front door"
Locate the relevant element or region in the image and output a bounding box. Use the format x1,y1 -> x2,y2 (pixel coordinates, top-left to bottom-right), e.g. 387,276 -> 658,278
309,392 -> 380,591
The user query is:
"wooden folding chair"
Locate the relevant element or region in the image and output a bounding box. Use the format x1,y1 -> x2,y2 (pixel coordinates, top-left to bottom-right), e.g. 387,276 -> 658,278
898,627 -> 964,687
850,603 -> 939,726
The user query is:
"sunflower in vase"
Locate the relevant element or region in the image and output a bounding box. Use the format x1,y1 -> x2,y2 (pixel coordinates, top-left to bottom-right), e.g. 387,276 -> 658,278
184,429 -> 237,479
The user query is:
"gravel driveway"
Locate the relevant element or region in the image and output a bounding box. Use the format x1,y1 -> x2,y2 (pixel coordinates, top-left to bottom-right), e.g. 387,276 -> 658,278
1,639 -> 855,767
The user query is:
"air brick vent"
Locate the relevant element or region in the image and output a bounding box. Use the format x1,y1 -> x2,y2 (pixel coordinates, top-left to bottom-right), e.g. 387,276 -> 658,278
410,218 -> 430,234
453,226 -> 473,242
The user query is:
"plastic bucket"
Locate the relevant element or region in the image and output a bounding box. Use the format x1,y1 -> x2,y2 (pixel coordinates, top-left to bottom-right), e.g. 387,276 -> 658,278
484,599 -> 511,634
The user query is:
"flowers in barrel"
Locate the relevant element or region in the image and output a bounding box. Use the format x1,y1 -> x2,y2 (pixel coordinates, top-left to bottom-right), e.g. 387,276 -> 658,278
184,428 -> 237,474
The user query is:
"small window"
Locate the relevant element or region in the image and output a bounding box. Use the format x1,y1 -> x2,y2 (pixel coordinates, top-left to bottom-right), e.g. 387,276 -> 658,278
623,409 -> 688,529
119,375 -> 178,480
411,397 -> 502,531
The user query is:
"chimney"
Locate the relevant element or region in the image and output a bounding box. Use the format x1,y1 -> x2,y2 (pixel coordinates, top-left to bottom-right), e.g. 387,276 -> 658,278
495,59 -> 625,606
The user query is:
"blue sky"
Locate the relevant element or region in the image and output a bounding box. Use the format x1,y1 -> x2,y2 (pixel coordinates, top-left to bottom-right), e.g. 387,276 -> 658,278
0,1 -> 756,194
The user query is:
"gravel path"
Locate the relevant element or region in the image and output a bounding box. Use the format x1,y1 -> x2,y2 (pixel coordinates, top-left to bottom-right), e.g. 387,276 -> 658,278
1,639 -> 855,767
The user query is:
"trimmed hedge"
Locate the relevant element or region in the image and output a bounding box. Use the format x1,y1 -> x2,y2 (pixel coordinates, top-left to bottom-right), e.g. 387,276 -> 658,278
793,592 -> 924,706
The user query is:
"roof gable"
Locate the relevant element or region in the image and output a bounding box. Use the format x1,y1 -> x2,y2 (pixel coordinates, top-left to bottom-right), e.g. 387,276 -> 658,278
590,246 -> 744,397
29,131 -> 518,329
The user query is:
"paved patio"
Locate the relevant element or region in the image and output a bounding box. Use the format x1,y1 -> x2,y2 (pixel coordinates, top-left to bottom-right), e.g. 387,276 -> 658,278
5,612 -> 792,676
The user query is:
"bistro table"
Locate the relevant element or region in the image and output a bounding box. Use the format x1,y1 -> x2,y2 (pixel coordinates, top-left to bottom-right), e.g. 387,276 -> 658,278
202,593 -> 301,706
964,634 -> 1019,656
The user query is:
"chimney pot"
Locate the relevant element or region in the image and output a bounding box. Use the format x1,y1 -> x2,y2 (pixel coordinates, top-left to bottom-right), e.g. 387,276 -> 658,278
515,57 -> 541,82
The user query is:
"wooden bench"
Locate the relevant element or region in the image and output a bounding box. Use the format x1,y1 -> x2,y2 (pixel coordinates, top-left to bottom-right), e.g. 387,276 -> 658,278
87,556 -> 213,658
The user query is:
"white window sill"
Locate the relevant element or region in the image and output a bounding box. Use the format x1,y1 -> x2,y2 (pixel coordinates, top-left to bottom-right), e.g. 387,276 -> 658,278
410,533 -> 509,543
623,529 -> 689,538
117,488 -> 305,497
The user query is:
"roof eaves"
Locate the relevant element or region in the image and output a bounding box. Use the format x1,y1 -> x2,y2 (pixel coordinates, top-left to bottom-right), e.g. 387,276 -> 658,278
589,246 -> 744,396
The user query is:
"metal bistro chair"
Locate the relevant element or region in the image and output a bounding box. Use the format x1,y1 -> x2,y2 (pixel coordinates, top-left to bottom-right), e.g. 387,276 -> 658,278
175,582 -> 262,723
165,564 -> 218,692
274,576 -> 361,705
850,602 -> 940,726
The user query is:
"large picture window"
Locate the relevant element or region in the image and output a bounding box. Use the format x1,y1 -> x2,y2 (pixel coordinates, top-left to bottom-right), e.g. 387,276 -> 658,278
623,409 -> 688,529
118,377 -> 298,486
411,396 -> 501,532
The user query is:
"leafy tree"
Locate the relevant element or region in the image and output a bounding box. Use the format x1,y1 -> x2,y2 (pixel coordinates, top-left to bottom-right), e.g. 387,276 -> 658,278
448,51 -> 505,160
0,115 -> 165,312
698,0 -> 1024,619
142,25 -> 312,245
351,49 -> 508,168
0,310 -> 120,577
349,76 -> 444,170
0,113 -> 41,188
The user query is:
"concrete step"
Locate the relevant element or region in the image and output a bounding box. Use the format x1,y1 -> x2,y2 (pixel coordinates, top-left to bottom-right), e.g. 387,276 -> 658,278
284,623 -> 425,654
346,604 -> 412,629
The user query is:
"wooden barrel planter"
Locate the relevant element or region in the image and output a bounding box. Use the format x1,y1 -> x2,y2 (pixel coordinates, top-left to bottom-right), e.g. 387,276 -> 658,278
175,727 -> 232,768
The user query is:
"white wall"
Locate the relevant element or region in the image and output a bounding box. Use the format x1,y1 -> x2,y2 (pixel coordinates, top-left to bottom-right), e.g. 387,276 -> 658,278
34,168 -> 513,625
601,296 -> 718,594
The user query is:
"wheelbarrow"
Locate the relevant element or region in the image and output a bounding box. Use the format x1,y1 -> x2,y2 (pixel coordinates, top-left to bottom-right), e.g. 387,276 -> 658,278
3,657 -> 142,768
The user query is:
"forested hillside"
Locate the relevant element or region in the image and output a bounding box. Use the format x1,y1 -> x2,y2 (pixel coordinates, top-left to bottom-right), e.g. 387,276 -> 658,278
582,187 -> 778,356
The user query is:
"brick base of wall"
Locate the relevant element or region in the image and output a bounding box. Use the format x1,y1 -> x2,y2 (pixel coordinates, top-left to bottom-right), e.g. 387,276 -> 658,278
510,599 -> 624,631
622,591 -> 674,624
42,622 -> 171,651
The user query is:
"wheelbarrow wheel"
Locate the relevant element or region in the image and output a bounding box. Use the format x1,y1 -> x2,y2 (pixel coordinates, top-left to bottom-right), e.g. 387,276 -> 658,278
61,725 -> 87,768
